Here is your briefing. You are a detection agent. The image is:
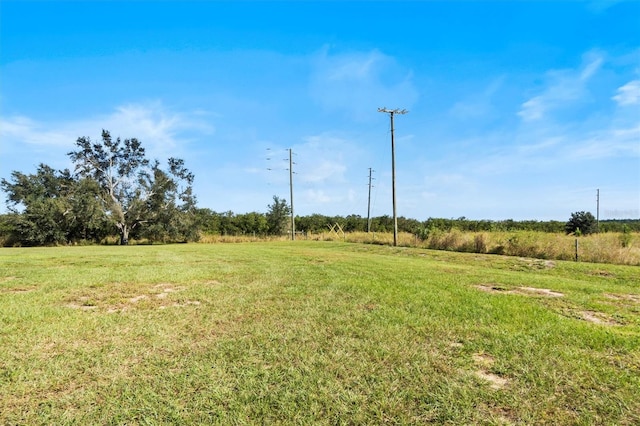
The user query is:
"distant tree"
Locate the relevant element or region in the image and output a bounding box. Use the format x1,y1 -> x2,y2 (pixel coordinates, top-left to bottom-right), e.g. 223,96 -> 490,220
237,212 -> 268,235
68,130 -> 196,244
565,211 -> 597,235
266,195 -> 291,235
296,213 -> 329,233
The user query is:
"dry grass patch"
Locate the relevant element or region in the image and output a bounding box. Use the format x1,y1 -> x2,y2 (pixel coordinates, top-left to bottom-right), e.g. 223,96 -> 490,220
64,282 -> 201,313
1,286 -> 36,293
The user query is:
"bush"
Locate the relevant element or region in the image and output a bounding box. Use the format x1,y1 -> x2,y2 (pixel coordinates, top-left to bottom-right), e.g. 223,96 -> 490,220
565,211 -> 596,235
619,226 -> 632,248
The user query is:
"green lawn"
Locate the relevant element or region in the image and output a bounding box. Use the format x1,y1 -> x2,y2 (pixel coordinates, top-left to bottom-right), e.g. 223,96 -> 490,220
1,242 -> 638,425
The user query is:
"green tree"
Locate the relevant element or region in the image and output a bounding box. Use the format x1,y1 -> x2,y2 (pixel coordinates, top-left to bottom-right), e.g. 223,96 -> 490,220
565,211 -> 597,235
1,165 -> 75,245
266,195 -> 291,235
237,212 -> 268,235
68,130 -> 196,244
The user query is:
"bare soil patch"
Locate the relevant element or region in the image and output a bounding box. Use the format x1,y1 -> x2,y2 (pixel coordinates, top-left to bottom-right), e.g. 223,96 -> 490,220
604,293 -> 640,304
472,352 -> 509,390
475,284 -> 564,298
475,371 -> 509,390
579,311 -> 618,326
515,287 -> 564,297
475,284 -> 510,293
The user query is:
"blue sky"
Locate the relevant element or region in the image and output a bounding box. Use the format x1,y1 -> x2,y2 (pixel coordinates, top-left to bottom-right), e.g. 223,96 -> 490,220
1,1 -> 639,221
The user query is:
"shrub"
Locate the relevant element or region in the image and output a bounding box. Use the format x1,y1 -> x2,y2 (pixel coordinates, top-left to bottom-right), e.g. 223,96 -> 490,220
619,226 -> 632,248
473,233 -> 488,253
565,211 -> 596,235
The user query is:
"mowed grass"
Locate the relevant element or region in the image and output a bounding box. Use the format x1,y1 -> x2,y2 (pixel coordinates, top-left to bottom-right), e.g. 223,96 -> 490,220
1,242 -> 639,425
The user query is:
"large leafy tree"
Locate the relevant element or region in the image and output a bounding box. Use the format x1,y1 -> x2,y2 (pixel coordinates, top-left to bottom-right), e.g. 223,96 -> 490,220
68,130 -> 196,244
0,164 -> 108,245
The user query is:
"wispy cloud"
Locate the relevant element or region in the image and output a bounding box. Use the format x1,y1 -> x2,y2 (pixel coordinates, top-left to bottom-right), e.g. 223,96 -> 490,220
294,133 -> 359,184
612,80 -> 640,106
449,76 -> 506,120
518,53 -> 604,122
309,47 -> 418,120
0,102 -> 213,162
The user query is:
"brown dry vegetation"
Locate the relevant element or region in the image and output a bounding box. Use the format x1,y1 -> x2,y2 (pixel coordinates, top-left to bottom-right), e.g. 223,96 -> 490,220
304,230 -> 640,265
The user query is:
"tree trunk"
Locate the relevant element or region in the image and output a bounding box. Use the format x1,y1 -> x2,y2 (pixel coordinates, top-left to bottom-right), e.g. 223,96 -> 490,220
119,224 -> 129,245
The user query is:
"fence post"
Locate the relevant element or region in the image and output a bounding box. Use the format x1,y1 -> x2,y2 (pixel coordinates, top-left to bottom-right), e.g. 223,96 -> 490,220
575,238 -> 579,262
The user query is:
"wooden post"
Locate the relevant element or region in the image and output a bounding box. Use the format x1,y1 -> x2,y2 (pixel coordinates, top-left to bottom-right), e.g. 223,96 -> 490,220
575,238 -> 579,262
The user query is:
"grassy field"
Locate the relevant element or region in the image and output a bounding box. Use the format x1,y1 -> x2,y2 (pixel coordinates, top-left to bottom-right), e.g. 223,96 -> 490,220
1,242 -> 639,425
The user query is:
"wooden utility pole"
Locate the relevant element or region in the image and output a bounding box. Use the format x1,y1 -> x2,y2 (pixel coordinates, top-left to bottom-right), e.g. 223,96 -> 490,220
289,148 -> 295,241
378,107 -> 408,246
367,168 -> 374,233
596,189 -> 600,233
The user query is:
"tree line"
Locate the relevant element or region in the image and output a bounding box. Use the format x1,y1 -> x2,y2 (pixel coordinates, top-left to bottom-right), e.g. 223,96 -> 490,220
1,130 -> 638,246
193,210 -> 639,237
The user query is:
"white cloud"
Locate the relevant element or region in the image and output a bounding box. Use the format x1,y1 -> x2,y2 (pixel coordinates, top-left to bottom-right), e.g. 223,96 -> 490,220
572,124 -> 640,159
0,102 -> 214,162
294,133 -> 358,184
518,97 -> 545,122
303,189 -> 332,204
518,53 -> 604,122
309,47 -> 418,120
0,115 -> 73,147
612,80 -> 640,106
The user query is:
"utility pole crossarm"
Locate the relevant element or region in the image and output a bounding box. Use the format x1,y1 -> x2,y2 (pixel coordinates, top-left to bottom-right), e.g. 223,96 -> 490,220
377,107 -> 408,115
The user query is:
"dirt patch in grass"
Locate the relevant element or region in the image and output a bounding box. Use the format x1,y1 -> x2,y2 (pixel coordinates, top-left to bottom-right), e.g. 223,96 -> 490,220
1,286 -> 36,293
472,353 -> 509,390
475,284 -> 510,293
604,293 -> 640,304
590,270 -> 616,278
65,283 -> 201,313
579,311 -> 619,326
515,287 -> 564,297
128,295 -> 148,303
66,295 -> 98,311
475,284 -> 564,298
475,371 -> 510,390
518,258 -> 556,270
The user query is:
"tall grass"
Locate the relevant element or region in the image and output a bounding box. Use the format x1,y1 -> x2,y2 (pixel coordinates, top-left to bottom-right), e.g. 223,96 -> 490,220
309,230 -> 640,265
